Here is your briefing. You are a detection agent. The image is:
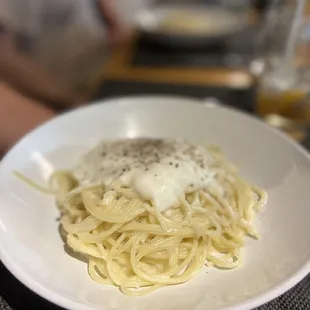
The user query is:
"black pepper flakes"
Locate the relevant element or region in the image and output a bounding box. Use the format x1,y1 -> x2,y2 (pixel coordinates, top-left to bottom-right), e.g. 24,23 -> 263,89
175,163 -> 179,168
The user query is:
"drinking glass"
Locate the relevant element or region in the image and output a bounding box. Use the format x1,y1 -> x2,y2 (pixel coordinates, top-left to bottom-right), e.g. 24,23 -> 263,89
255,1 -> 310,126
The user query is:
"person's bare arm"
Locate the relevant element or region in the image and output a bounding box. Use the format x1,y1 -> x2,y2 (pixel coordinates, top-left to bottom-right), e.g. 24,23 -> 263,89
0,32 -> 84,107
98,0 -> 132,45
0,83 -> 55,153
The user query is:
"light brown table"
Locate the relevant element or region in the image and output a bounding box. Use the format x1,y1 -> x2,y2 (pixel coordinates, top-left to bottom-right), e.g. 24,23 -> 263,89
91,35 -> 254,95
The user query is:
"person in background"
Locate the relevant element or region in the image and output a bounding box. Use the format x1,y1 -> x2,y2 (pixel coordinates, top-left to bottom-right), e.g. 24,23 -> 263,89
0,0 -> 149,153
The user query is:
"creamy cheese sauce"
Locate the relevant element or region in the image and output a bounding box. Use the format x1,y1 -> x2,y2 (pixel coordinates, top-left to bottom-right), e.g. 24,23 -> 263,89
74,138 -> 222,212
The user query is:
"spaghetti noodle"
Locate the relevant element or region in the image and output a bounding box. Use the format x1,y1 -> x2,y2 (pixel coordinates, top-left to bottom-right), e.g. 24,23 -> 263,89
46,139 -> 267,295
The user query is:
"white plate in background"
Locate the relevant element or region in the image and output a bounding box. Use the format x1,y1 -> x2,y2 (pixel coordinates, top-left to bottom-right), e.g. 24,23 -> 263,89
135,5 -> 249,47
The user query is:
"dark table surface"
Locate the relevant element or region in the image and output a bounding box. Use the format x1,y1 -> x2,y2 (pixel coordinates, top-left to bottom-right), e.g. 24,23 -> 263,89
1,80 -> 310,310
132,26 -> 258,69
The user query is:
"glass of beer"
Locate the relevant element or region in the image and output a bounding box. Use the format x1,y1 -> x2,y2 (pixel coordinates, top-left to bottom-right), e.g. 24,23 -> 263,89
257,68 -> 310,123
255,2 -> 310,127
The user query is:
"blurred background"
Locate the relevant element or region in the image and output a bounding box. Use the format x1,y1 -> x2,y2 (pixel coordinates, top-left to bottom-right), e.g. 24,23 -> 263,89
1,1 -> 310,308
0,0 -> 310,151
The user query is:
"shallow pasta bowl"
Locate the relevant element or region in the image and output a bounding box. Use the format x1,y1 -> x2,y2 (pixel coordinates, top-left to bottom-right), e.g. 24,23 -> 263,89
0,96 -> 310,310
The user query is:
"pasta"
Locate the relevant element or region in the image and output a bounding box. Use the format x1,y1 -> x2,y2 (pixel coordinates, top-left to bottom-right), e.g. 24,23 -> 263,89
20,138 -> 268,296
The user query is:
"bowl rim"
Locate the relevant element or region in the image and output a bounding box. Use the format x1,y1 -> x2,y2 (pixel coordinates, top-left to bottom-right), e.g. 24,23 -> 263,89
1,95 -> 310,310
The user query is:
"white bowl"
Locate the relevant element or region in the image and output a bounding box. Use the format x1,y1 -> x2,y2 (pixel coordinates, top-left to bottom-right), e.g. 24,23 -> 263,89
1,96 -> 310,310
